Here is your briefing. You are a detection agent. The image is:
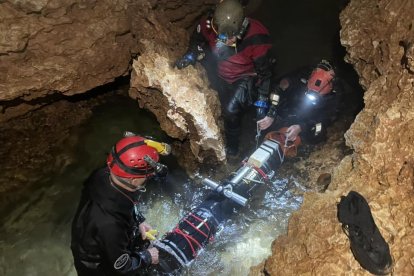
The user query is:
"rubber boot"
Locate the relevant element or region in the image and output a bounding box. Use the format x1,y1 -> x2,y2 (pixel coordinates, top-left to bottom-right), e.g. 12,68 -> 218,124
224,121 -> 240,158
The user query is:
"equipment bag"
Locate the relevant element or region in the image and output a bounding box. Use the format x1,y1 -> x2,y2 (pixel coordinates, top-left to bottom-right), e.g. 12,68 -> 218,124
264,128 -> 301,158
337,191 -> 393,275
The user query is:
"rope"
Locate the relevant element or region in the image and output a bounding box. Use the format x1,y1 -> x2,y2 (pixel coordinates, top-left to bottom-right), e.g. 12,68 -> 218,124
250,164 -> 269,183
255,122 -> 261,149
173,228 -> 202,258
183,218 -> 209,239
189,213 -> 214,242
169,212 -> 213,258
189,213 -> 211,232
109,176 -> 138,205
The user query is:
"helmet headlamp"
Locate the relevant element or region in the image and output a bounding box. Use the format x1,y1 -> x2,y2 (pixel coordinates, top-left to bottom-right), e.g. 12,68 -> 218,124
143,155 -> 168,177
107,131 -> 170,179
305,90 -> 321,105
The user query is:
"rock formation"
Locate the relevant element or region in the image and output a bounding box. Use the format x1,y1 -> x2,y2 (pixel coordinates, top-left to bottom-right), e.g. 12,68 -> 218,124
127,0 -> 225,168
0,0 -> 225,169
1,0 -> 413,274
256,0 -> 414,275
0,0 -> 134,120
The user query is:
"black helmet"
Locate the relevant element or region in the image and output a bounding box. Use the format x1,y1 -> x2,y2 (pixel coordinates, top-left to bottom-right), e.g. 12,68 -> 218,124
213,0 -> 245,37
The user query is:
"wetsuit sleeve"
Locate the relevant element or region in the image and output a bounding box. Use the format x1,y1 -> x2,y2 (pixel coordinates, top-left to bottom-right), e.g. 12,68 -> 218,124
252,48 -> 273,98
250,46 -> 273,120
188,22 -> 208,55
98,222 -> 152,275
185,15 -> 213,60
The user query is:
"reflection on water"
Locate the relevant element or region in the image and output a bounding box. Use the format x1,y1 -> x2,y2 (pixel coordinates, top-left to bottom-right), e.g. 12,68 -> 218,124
186,178 -> 303,275
0,94 -> 304,276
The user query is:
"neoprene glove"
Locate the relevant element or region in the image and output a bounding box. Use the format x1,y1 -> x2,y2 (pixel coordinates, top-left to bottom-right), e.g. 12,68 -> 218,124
256,107 -> 268,120
175,52 -> 196,69
254,98 -> 269,120
137,250 -> 152,267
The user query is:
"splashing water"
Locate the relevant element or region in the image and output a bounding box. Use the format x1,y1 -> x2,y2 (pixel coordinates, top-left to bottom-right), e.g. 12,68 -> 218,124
0,94 -> 304,276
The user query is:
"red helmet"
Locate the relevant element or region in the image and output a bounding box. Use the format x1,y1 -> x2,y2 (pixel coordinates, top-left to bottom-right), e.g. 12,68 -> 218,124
306,60 -> 335,96
107,136 -> 160,179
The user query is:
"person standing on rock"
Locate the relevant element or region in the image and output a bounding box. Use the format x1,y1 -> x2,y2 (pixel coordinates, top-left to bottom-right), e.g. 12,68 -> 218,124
174,0 -> 274,157
71,132 -> 170,275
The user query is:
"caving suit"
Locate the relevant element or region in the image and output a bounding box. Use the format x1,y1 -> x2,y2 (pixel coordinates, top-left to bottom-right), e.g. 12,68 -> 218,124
71,167 -> 151,276
270,67 -> 341,144
188,14 -> 274,153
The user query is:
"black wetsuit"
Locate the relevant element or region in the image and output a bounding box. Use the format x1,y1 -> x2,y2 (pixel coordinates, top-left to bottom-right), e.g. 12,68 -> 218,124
71,167 -> 151,276
270,67 -> 341,144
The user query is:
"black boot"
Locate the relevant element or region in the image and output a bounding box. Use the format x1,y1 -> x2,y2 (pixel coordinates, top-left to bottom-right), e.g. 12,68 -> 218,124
224,124 -> 240,158
225,143 -> 239,157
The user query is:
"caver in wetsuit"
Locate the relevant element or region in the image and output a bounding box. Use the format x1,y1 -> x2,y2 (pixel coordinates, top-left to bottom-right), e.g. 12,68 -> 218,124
71,167 -> 151,276
71,134 -> 170,275
175,0 -> 274,155
267,61 -> 341,144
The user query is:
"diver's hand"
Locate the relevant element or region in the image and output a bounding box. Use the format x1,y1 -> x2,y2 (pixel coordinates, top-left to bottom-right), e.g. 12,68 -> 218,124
286,125 -> 302,141
257,116 -> 274,130
139,222 -> 152,240
175,52 -> 196,69
147,247 -> 159,264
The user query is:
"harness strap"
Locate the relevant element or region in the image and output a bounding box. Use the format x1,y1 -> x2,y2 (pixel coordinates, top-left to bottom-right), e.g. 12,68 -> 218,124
109,141 -> 155,175
173,228 -> 201,257
189,213 -> 211,232
183,218 -> 209,239
250,164 -> 269,182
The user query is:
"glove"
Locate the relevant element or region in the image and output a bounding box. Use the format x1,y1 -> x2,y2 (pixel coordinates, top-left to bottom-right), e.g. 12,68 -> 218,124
254,98 -> 269,120
137,250 -> 153,267
256,107 -> 268,120
175,52 -> 196,69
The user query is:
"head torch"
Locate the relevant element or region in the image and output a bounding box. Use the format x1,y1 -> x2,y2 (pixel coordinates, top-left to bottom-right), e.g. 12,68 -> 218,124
305,90 -> 321,105
143,155 -> 168,177
122,130 -> 170,177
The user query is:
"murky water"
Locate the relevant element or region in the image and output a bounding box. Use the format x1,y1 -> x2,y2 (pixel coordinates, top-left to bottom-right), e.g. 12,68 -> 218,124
0,0 -> 356,274
0,94 -> 303,276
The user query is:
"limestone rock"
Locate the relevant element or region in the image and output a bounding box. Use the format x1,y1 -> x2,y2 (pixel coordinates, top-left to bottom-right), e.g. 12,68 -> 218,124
260,0 -> 414,275
0,0 -> 224,167
0,0 -> 133,104
128,0 -> 225,168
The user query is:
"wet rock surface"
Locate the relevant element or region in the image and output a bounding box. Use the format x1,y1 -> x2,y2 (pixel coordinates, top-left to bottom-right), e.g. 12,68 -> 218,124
0,0 -> 223,172
128,0 -> 225,170
1,0 -> 413,275
256,0 -> 414,275
0,0 -> 134,109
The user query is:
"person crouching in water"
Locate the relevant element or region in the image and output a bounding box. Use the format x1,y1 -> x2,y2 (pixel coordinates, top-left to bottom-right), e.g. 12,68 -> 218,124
71,133 -> 170,275
257,60 -> 341,144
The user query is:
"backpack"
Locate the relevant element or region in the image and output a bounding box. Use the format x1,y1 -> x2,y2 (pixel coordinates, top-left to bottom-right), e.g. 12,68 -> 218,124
337,191 -> 393,275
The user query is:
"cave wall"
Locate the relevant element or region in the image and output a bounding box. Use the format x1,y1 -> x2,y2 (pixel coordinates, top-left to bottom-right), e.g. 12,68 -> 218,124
3,0 -> 412,273
0,0 -> 225,169
255,0 -> 414,275
127,0 -> 226,168
0,0 -> 134,121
